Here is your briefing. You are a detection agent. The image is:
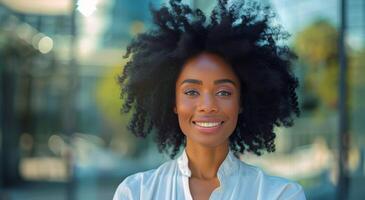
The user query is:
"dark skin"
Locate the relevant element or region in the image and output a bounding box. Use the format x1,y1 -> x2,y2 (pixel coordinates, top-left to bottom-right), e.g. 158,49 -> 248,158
174,52 -> 241,199
187,142 -> 227,199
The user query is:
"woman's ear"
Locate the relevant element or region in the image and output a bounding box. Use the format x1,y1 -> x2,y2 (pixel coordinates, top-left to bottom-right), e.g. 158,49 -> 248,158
173,107 -> 177,114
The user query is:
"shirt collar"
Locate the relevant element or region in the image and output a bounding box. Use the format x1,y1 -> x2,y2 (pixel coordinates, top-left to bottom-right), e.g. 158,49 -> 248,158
177,148 -> 239,178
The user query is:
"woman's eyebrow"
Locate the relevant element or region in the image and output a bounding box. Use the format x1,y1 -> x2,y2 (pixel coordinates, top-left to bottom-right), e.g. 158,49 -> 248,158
180,79 -> 237,86
214,79 -> 237,86
180,79 -> 202,85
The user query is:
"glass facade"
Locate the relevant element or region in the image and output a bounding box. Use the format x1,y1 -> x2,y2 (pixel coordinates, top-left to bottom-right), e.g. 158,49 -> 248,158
0,0 -> 364,199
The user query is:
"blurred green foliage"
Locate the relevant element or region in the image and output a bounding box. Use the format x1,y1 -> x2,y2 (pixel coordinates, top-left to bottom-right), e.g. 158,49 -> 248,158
94,64 -> 150,158
294,20 -> 351,113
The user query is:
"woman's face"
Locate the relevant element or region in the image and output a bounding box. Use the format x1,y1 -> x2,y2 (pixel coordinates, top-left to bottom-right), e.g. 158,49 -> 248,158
175,52 -> 241,149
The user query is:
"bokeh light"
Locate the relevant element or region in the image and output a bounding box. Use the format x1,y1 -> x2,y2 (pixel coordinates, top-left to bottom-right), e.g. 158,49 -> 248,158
77,0 -> 97,17
38,36 -> 53,54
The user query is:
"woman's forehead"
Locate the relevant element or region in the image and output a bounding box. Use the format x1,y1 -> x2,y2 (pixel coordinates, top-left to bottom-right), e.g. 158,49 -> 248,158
177,53 -> 240,84
184,53 -> 228,69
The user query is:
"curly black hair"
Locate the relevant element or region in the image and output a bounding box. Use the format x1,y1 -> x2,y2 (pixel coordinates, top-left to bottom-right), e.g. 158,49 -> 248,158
119,0 -> 300,159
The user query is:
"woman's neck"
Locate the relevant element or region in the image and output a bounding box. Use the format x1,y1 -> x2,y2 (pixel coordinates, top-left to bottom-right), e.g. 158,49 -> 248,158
185,142 -> 229,180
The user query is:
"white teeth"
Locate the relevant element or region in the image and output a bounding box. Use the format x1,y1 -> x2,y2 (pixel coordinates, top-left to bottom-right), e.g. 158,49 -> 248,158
195,122 -> 221,128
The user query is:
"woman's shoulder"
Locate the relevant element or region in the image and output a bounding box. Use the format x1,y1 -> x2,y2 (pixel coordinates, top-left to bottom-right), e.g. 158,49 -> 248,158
236,160 -> 306,199
113,159 -> 177,200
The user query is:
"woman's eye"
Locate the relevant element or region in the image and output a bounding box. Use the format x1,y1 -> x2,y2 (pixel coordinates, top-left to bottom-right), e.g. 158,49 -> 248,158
184,90 -> 199,96
217,91 -> 232,96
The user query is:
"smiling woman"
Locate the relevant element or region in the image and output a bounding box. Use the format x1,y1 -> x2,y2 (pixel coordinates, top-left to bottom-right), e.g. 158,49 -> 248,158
113,0 -> 305,199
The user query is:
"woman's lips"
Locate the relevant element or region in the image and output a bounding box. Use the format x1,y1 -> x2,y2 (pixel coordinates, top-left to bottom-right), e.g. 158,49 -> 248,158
192,121 -> 224,133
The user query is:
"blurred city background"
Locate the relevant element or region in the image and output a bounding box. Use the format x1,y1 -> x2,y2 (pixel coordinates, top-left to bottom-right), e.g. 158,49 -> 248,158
0,0 -> 364,199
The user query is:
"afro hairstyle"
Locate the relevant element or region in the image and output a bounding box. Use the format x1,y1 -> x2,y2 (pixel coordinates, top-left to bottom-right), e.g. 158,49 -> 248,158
119,0 -> 300,159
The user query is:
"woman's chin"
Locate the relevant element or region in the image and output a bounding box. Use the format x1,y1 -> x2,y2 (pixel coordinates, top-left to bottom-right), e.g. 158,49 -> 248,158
187,137 -> 229,149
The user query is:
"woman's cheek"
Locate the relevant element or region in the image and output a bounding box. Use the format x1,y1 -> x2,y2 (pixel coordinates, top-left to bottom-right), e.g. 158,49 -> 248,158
177,99 -> 195,114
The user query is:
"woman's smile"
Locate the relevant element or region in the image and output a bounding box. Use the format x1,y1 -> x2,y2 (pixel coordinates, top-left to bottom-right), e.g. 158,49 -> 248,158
193,121 -> 224,128
193,120 -> 224,134
192,116 -> 225,134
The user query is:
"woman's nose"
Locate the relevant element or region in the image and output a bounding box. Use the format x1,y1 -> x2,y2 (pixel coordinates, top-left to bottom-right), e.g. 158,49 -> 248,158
197,93 -> 218,113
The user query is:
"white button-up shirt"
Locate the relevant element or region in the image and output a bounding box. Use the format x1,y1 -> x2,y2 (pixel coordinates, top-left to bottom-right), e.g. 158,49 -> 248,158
113,149 -> 306,200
